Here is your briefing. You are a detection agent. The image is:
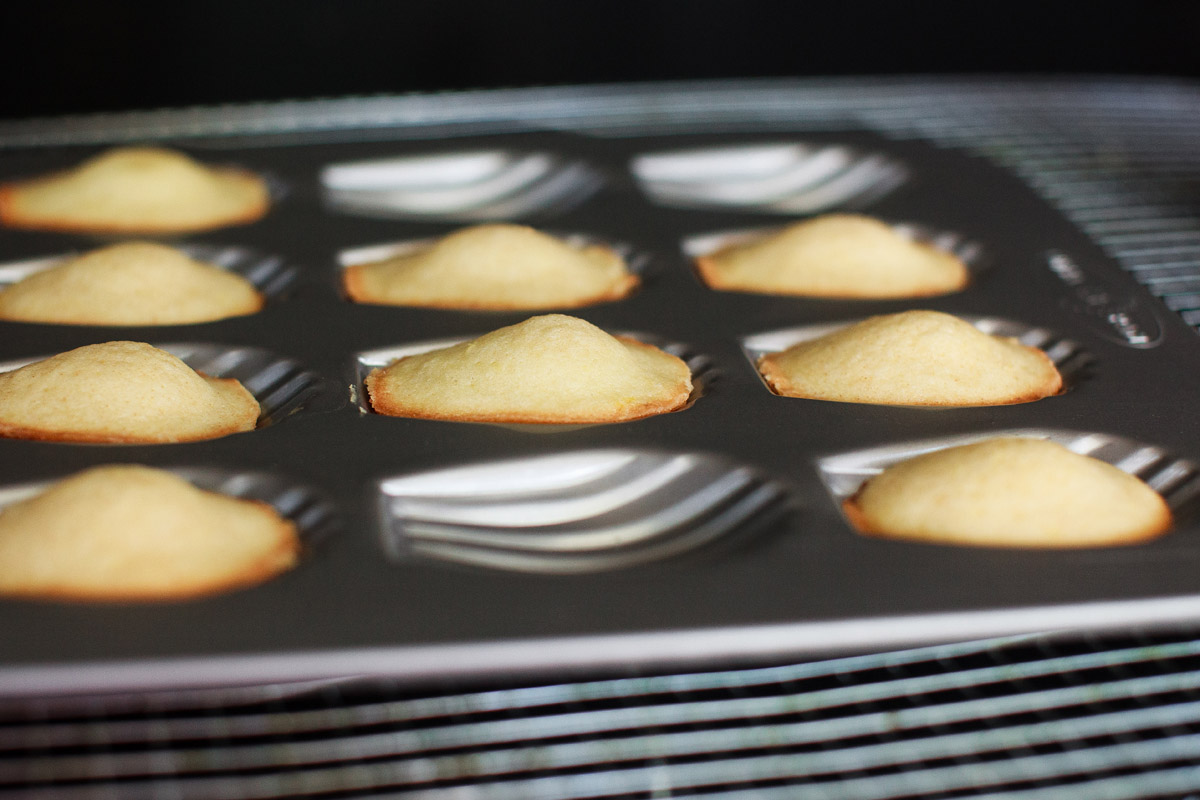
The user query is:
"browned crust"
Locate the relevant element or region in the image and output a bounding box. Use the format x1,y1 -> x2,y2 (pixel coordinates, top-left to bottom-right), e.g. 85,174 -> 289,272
365,336 -> 692,424
341,264 -> 374,304
0,375 -> 259,444
0,186 -> 21,229
693,254 -> 736,292
342,264 -> 641,310
0,169 -> 270,234
756,344 -> 1063,406
0,505 -> 300,603
693,241 -> 969,299
840,496 -> 877,535
841,494 -> 1173,548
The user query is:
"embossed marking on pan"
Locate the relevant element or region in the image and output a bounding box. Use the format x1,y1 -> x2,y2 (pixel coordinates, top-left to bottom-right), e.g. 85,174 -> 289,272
631,142 -> 909,214
377,450 -> 792,573
321,150 -> 603,221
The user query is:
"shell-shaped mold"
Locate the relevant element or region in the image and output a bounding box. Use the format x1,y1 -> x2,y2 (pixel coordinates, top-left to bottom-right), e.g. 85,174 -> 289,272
377,450 -> 792,573
174,467 -> 340,543
631,142 -> 909,214
741,315 -> 1092,397
178,243 -> 298,302
162,343 -> 339,426
0,343 -> 338,431
817,429 -> 1200,525
0,243 -> 298,309
320,150 -> 603,221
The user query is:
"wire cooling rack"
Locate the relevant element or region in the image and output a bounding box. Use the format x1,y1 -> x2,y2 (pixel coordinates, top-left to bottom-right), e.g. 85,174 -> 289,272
1,629 -> 1199,798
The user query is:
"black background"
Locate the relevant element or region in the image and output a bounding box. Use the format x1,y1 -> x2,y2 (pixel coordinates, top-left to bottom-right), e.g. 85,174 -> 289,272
3,1 -> 1199,121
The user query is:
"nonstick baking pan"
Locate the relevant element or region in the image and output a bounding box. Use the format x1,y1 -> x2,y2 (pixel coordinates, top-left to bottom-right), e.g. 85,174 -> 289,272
1,79 -> 1199,696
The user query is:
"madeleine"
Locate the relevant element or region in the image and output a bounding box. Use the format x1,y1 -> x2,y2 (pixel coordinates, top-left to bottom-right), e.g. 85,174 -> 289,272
757,310 -> 1061,406
696,214 -> 968,298
0,465 -> 298,601
366,314 -> 691,424
344,224 -> 638,309
0,242 -> 261,325
0,341 -> 258,443
0,147 -> 269,234
844,438 -> 1172,548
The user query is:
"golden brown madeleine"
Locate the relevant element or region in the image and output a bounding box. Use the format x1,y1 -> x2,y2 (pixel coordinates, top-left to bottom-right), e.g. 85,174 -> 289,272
696,214 -> 968,298
0,147 -> 269,234
0,242 -> 262,325
366,314 -> 692,424
757,310 -> 1061,406
844,438 -> 1172,548
0,341 -> 259,443
0,465 -> 299,601
344,224 -> 638,309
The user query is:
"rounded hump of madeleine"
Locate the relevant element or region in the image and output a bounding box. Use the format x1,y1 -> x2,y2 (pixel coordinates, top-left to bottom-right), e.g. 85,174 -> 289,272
366,314 -> 692,424
0,147 -> 269,234
696,214 -> 968,298
0,341 -> 259,443
758,310 -> 1062,406
343,223 -> 638,310
0,242 -> 262,325
0,465 -> 299,601
844,438 -> 1173,548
